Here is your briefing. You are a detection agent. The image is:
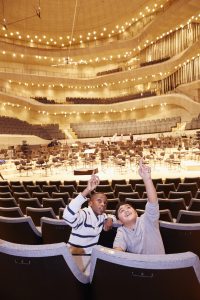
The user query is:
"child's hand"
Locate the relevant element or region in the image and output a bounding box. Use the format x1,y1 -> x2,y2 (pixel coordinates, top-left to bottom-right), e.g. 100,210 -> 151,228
87,174 -> 100,192
138,158 -> 151,181
103,218 -> 113,231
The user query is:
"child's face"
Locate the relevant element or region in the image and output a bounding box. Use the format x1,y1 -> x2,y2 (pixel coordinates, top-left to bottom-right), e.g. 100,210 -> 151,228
89,194 -> 107,216
117,204 -> 137,226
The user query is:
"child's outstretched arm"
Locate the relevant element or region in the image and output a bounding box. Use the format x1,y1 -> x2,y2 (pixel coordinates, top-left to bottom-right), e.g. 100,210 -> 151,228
138,158 -> 157,203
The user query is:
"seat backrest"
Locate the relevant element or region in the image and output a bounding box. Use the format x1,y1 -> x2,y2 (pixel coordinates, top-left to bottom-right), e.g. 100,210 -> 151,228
114,184 -> 133,196
0,207 -> 24,218
95,185 -> 113,193
59,185 -> 76,197
18,198 -> 42,214
0,241 -> 89,300
26,207 -> 57,226
26,185 -> 42,195
52,192 -> 70,204
41,217 -> 71,244
0,216 -> 42,244
168,191 -> 192,206
125,198 -> 147,210
158,198 -> 186,219
134,184 -> 146,197
160,221 -> 200,258
111,179 -> 127,189
188,198 -> 200,211
42,198 -> 66,215
0,198 -> 18,207
156,183 -> 176,197
118,192 -> 140,202
176,210 -> 200,224
177,183 -> 198,198
165,178 -> 181,189
0,192 -> 13,198
90,245 -> 200,300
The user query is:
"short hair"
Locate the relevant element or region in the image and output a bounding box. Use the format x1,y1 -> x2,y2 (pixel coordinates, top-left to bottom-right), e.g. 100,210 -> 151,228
115,202 -> 136,219
90,192 -> 107,202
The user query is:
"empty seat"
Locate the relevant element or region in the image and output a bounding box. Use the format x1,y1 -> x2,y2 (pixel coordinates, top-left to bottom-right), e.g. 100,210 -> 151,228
176,210 -> 200,223
134,184 -> 146,198
165,178 -> 181,189
26,185 -> 42,196
152,178 -> 163,186
136,209 -> 173,222
183,177 -> 200,188
63,180 -> 77,188
0,185 -> 12,193
118,192 -> 140,202
52,192 -> 70,204
49,180 -> 62,189
0,207 -> 24,218
35,180 -> 48,189
0,216 -> 42,244
128,179 -> 143,190
125,198 -> 147,210
95,185 -> 113,193
59,185 -> 76,197
90,245 -> 200,300
114,184 -> 133,197
77,185 -> 87,193
156,183 -> 176,197
42,198 -> 66,215
0,241 -> 89,300
104,192 -> 116,199
160,221 -> 200,258
22,181 -> 35,188
11,185 -> 26,193
10,181 -> 21,186
111,179 -> 127,189
0,192 -> 13,198
26,207 -> 57,226
0,197 -> 18,207
177,183 -> 198,198
18,198 -> 42,214
32,191 -> 50,204
158,198 -> 186,219
188,198 -> 200,211
13,191 -> 31,203
168,191 -> 192,206
42,185 -> 59,196
41,217 -> 71,244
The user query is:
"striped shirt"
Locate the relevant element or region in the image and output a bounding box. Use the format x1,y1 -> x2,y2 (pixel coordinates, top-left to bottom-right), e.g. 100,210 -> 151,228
63,194 -> 113,254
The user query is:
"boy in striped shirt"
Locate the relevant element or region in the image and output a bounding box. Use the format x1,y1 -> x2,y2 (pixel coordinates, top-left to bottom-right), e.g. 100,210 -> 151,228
63,174 -> 115,254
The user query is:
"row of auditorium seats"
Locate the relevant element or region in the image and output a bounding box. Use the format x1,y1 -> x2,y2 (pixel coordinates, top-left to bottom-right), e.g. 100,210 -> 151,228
0,240 -> 199,300
71,116 -> 181,138
185,114 -> 200,130
0,116 -> 65,140
1,197 -> 200,225
96,67 -> 123,76
31,96 -> 56,104
66,90 -> 156,105
140,56 -> 170,67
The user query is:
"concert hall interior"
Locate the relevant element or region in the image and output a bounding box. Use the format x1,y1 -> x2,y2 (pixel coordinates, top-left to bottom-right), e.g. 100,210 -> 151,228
0,1 -> 200,299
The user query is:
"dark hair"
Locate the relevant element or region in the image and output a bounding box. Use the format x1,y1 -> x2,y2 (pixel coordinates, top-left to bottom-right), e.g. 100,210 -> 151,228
115,202 -> 136,219
90,192 -> 107,201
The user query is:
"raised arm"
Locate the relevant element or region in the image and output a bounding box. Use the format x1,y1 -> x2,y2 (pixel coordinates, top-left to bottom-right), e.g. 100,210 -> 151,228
63,174 -> 100,226
138,158 -> 157,203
